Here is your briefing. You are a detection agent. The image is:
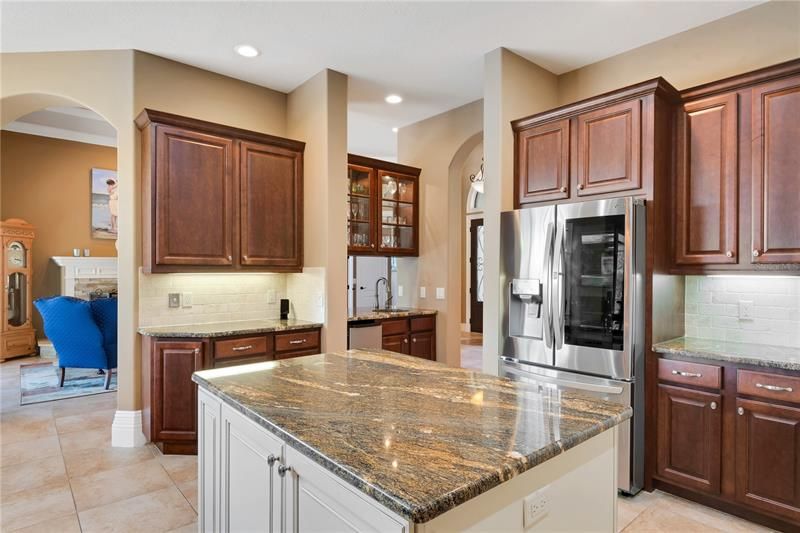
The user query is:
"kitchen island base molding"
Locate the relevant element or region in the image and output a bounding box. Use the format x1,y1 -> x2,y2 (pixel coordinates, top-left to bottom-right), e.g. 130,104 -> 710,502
198,388 -> 619,532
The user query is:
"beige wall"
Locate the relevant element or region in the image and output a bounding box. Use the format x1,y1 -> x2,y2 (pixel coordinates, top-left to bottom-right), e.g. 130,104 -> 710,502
558,1 -> 800,104
397,99 -> 483,366
460,141 -> 483,324
287,70 -> 349,352
1,131 -> 118,336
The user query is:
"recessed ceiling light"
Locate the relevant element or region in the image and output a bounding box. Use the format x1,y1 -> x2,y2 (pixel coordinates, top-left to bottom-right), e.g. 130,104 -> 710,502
385,94 -> 403,104
392,127 -> 398,133
234,44 -> 260,58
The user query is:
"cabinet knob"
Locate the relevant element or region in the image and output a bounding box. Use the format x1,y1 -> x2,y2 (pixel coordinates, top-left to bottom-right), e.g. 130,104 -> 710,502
560,186 -> 567,193
278,464 -> 293,477
412,338 -> 417,343
193,348 -> 200,355
371,244 -> 375,248
227,255 -> 233,262
267,454 -> 278,467
403,338 -> 408,344
577,184 -> 584,190
710,401 -> 717,410
752,250 -> 760,257
725,251 -> 733,258
737,407 -> 745,416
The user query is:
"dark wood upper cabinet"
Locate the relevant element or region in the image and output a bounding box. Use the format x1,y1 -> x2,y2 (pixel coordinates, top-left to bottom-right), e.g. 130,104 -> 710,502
735,398 -> 800,523
154,126 -> 235,267
513,78 -> 678,208
516,119 -> 570,203
675,93 -> 739,265
348,154 -> 421,257
576,99 -> 642,196
751,75 -> 800,264
137,109 -> 305,273
657,384 -> 722,495
239,141 -> 303,269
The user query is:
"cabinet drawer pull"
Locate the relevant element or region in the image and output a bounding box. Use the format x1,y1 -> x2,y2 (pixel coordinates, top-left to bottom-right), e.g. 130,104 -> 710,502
288,339 -> 307,345
756,383 -> 793,393
232,345 -> 254,352
278,464 -> 293,477
738,407 -> 744,416
672,370 -> 702,378
710,401 -> 717,410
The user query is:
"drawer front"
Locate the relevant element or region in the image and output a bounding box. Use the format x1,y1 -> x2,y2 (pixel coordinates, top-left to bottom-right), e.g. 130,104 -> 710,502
214,354 -> 273,368
382,319 -> 409,336
275,329 -> 320,353
658,359 -> 722,389
214,335 -> 269,360
410,315 -> 435,332
737,370 -> 800,404
275,348 -> 320,360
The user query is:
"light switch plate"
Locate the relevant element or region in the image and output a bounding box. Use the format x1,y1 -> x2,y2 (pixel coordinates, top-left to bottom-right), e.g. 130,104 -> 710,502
419,286 -> 427,299
739,300 -> 754,320
182,292 -> 193,308
168,293 -> 181,308
436,287 -> 445,300
397,285 -> 404,297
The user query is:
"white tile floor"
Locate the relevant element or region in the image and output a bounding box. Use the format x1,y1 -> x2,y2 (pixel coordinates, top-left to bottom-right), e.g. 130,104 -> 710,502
1,355 -> 775,532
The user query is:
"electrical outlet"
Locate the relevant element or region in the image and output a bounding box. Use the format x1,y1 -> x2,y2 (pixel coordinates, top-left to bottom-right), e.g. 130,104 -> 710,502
739,300 -> 754,320
436,287 -> 445,300
419,286 -> 427,299
523,486 -> 549,528
168,293 -> 181,308
267,289 -> 277,304
182,292 -> 193,308
397,285 -> 404,297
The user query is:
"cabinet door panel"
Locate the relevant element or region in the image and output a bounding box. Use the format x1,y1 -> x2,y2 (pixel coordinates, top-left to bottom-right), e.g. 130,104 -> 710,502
152,340 -> 204,442
576,99 -> 642,196
410,331 -> 435,360
517,119 -> 570,204
198,390 -> 221,533
155,126 -> 234,266
240,141 -> 302,269
675,94 -> 739,265
751,76 -> 800,263
382,334 -> 408,355
736,398 -> 800,522
657,384 -> 721,494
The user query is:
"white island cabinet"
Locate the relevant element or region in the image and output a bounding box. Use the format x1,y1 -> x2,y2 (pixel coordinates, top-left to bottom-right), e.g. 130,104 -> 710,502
198,387 -> 621,533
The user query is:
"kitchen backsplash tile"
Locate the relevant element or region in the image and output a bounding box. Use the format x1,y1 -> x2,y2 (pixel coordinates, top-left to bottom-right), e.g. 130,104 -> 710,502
139,270 -> 287,327
286,267 -> 326,324
686,275 -> 800,348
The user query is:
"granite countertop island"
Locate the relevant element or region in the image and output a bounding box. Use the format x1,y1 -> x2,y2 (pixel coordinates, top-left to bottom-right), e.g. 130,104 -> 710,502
138,318 -> 322,338
348,307 -> 437,322
653,336 -> 800,372
193,349 -> 630,526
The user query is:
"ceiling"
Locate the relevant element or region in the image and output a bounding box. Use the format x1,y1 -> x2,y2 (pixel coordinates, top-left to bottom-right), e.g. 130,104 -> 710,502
3,106 -> 117,147
1,1 -> 762,159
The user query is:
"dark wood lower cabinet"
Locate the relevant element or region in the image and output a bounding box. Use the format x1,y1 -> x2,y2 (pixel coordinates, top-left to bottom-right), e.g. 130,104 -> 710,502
143,327 -> 320,454
735,398 -> 800,523
657,384 -> 721,494
378,315 -> 437,360
410,331 -> 435,361
382,334 -> 409,355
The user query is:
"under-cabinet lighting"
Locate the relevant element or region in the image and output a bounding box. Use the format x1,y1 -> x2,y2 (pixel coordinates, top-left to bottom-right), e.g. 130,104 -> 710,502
234,44 -> 260,58
385,94 -> 403,104
707,274 -> 799,279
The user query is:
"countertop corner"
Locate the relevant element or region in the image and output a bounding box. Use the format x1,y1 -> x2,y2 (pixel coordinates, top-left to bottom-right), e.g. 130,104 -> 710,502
653,336 -> 800,372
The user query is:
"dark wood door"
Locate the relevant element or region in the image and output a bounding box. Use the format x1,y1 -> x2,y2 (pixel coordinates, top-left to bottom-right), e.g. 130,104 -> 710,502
516,119 -> 570,205
675,93 -> 739,265
751,75 -> 800,264
469,218 -> 484,333
239,140 -> 303,270
576,99 -> 642,196
152,340 -> 204,443
382,334 -> 408,355
736,398 -> 800,522
155,125 -> 234,267
657,384 -> 722,494
410,331 -> 435,360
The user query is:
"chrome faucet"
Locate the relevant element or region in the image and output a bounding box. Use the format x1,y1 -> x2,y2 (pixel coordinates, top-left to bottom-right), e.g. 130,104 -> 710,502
375,277 -> 393,310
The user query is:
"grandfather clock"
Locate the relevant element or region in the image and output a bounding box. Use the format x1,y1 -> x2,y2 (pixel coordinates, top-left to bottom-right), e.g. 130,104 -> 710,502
1,219 -> 36,361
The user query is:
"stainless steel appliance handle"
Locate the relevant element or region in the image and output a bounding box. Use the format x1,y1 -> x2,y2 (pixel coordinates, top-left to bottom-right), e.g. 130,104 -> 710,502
552,220 -> 566,349
542,221 -> 555,349
502,359 -> 625,395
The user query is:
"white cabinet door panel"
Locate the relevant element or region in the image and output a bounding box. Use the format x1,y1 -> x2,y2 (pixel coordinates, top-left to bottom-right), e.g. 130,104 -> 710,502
199,389 -> 221,533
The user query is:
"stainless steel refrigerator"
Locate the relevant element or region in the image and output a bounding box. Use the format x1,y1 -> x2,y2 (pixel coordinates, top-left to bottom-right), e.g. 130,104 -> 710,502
499,197 -> 645,495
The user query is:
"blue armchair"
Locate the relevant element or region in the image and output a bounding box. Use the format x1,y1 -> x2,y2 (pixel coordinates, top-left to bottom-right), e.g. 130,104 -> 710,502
34,296 -> 118,389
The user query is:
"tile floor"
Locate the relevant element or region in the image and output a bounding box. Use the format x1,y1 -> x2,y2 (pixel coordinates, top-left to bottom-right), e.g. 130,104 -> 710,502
1,355 -> 773,532
460,330 -> 483,370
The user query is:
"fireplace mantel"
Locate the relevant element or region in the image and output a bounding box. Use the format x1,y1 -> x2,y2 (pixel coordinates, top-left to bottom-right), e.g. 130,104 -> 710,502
51,256 -> 118,297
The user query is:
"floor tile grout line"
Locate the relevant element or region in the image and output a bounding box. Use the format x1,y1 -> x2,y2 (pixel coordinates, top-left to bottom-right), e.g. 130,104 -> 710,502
55,410 -> 85,533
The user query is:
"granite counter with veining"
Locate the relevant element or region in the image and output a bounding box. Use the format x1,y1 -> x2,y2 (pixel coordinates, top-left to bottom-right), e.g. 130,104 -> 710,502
193,349 -> 631,523
653,336 -> 800,372
138,318 -> 322,338
348,307 -> 437,322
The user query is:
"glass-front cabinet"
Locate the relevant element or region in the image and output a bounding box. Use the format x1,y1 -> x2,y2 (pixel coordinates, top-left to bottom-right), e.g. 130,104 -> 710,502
347,154 -> 421,257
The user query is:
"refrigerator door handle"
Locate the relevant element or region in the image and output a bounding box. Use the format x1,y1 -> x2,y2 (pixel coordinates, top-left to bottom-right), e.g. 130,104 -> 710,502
552,219 -> 566,349
542,221 -> 555,349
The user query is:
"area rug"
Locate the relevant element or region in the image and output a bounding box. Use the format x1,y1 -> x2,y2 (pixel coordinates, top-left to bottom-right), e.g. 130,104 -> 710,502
19,362 -> 117,405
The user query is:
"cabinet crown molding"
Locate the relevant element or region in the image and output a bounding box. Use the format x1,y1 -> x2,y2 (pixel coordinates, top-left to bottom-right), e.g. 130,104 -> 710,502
680,58 -> 800,100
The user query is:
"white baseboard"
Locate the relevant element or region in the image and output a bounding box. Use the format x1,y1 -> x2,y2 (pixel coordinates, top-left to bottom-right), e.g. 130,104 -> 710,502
111,410 -> 147,447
